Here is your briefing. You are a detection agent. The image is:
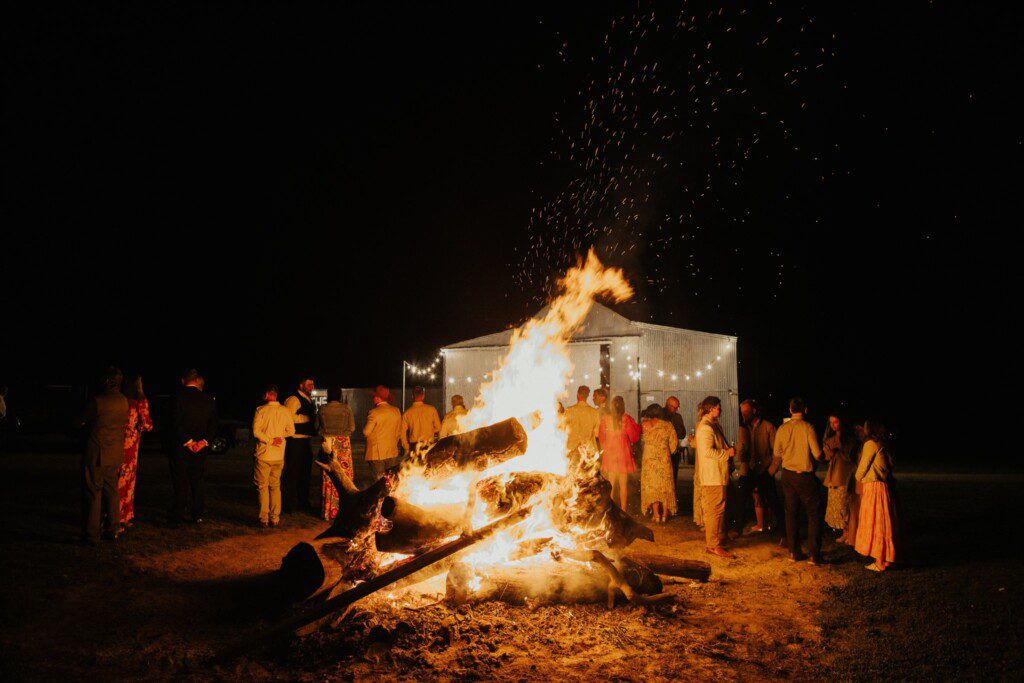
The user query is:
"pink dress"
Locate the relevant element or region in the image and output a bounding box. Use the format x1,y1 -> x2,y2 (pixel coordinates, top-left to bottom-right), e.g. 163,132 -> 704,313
598,414 -> 640,474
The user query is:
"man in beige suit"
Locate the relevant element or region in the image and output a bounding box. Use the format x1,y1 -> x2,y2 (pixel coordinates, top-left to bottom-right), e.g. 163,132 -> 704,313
439,394 -> 467,439
364,385 -> 402,478
401,386 -> 441,453
77,367 -> 130,544
695,395 -> 735,558
563,385 -> 600,454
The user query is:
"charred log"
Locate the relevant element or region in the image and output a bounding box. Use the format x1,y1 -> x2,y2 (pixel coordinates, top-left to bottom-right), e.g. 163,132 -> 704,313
622,552 -> 712,582
373,498 -> 463,554
423,417 -> 528,473
278,537 -> 378,603
475,471 -> 560,517
314,458 -> 392,541
445,560 -> 610,605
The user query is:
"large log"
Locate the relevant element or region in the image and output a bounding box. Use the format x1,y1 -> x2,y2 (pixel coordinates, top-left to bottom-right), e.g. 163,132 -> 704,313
374,498 -> 463,554
214,505 -> 536,663
475,471 -> 560,517
445,560 -> 610,605
422,417 -> 528,473
622,552 -> 712,582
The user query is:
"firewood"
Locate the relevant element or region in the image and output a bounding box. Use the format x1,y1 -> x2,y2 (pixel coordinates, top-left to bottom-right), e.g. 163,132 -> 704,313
374,498 -> 463,554
313,458 -> 392,541
475,471 -> 560,516
622,552 -> 712,582
423,417 -> 528,474
214,505 -> 536,663
445,560 -> 610,605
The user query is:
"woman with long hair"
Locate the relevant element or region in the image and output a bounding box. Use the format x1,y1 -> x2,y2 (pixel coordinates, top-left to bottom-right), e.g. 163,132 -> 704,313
640,403 -> 678,523
854,419 -> 899,571
598,395 -> 640,510
118,374 -> 153,531
823,412 -> 858,539
318,385 -> 355,521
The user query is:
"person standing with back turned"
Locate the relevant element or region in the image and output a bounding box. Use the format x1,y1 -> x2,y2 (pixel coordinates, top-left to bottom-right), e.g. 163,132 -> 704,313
770,397 -> 824,564
283,377 -> 318,514
170,369 -> 217,525
77,367 -> 130,544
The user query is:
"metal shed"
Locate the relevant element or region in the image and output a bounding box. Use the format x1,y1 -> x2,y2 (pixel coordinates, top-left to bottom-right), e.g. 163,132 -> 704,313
442,303 -> 740,442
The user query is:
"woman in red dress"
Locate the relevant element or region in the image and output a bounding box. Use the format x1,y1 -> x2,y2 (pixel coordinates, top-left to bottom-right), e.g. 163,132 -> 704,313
598,395 -> 640,511
119,375 -> 153,530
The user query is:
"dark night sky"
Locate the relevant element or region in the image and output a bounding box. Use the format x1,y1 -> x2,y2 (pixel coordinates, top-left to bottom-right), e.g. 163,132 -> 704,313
2,2 -> 1016,456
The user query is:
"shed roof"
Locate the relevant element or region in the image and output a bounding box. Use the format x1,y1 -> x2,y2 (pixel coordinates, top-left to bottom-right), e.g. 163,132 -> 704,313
444,302 -> 735,350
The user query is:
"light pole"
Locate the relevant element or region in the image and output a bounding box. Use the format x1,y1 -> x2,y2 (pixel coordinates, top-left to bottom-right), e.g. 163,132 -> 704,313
401,360 -> 408,411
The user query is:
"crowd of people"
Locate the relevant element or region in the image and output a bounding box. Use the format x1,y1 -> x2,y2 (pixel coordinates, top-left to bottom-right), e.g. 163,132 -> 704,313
75,369 -> 899,571
563,386 -> 900,572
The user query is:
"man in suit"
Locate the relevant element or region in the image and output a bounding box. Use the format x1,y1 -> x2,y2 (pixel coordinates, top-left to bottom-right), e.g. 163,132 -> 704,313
77,367 -> 130,544
563,385 -> 600,454
695,395 -> 735,558
169,368 -> 217,525
363,385 -> 402,479
439,394 -> 467,439
282,377 -> 318,513
400,385 -> 441,454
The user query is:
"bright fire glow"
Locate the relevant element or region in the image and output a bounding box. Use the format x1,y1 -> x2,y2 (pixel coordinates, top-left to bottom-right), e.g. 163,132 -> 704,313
386,250 -> 633,584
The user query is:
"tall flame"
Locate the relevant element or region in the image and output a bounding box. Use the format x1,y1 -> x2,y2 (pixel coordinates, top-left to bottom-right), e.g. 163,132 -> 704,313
462,249 -> 633,478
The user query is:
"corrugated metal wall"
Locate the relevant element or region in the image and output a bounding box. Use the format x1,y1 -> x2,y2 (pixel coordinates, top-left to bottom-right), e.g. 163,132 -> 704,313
443,328 -> 738,441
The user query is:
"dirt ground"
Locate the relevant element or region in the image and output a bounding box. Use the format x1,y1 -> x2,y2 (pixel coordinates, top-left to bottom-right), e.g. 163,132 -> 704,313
0,443 -> 1020,681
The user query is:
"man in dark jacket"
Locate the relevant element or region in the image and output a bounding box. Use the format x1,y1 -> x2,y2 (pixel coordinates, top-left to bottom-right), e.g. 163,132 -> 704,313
169,369 -> 217,525
78,367 -> 129,544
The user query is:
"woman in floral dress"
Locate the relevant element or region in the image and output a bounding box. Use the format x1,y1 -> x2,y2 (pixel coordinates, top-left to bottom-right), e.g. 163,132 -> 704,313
318,386 -> 355,521
640,404 -> 679,523
119,375 -> 153,530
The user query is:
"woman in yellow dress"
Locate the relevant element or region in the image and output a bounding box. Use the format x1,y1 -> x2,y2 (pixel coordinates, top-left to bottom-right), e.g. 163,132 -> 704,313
640,404 -> 679,523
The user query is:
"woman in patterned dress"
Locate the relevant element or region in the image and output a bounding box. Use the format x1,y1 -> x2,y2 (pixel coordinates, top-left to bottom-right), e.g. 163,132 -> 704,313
822,412 -> 858,537
318,386 -> 355,521
598,395 -> 640,511
640,404 -> 679,523
119,375 -> 153,531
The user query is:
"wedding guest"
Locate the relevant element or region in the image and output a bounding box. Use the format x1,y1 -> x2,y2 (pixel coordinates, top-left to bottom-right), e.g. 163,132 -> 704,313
564,385 -> 600,454
640,404 -> 678,523
822,412 -> 858,539
283,377 -> 318,513
318,385 -> 355,521
439,394 -> 467,438
593,387 -> 609,413
364,385 -> 403,478
695,396 -> 735,558
169,369 -> 217,525
664,396 -> 687,495
598,396 -> 639,510
770,397 -> 824,564
730,418 -> 753,536
78,367 -> 129,544
252,384 -> 294,528
118,374 -> 153,532
854,419 -> 898,571
401,386 -> 441,454
741,399 -> 779,533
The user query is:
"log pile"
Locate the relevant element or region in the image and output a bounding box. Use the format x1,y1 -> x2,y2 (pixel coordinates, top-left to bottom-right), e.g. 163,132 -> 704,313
260,414 -> 712,654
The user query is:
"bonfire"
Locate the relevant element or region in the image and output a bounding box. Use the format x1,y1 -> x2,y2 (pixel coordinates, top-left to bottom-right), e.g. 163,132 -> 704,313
257,251 -> 710,647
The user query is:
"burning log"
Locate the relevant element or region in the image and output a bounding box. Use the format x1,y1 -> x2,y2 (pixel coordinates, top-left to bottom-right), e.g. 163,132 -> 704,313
373,497 -> 463,554
475,471 -> 559,516
445,560 -> 611,605
423,417 -> 528,473
622,552 -> 712,583
446,551 -> 672,608
215,505 -> 536,663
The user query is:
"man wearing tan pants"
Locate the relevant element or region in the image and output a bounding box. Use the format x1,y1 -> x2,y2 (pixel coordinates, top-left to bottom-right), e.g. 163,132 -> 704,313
694,395 -> 735,558
252,384 -> 295,527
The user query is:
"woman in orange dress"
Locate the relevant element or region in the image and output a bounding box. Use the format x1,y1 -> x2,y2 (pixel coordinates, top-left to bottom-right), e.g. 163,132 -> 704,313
318,386 -> 355,521
598,395 -> 640,511
854,419 -> 898,571
119,375 -> 153,531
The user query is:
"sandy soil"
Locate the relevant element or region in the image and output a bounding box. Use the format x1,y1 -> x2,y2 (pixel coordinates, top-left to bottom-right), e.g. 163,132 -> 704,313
1,444 -> 1020,681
